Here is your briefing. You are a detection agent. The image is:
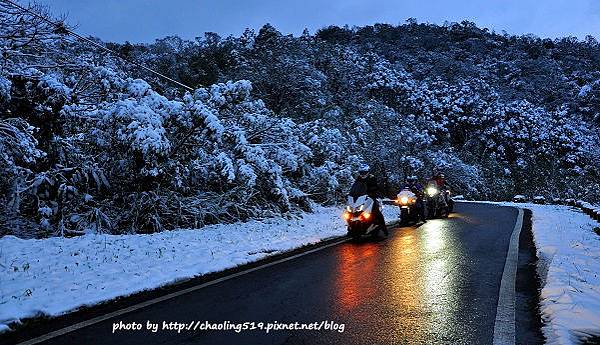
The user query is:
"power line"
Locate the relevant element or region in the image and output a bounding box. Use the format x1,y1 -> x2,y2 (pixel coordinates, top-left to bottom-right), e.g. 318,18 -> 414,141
2,0 -> 194,91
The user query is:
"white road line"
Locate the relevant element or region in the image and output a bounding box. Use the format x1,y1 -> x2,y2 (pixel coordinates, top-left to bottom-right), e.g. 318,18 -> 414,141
16,237 -> 349,345
493,207 -> 524,345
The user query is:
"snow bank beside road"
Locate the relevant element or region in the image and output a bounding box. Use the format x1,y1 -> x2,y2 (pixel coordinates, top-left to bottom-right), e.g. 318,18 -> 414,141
0,205 -> 399,331
526,204 -> 600,344
476,202 -> 600,344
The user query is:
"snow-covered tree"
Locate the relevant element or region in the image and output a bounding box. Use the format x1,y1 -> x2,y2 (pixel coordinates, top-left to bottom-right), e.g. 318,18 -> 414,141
2,8 -> 600,237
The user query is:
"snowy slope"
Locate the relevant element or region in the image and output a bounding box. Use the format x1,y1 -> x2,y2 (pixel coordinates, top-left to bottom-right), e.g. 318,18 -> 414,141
0,205 -> 399,331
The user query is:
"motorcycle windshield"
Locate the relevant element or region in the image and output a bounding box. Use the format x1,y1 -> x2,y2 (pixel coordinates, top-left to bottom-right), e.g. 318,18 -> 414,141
346,195 -> 373,212
397,190 -> 416,199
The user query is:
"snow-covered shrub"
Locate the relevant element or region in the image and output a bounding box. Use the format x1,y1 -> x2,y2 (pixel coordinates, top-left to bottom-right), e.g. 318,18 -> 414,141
424,150 -> 485,198
0,76 -> 11,107
0,118 -> 45,235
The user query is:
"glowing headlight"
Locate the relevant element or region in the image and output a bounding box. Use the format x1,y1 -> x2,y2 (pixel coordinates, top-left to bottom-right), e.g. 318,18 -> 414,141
426,187 -> 439,197
400,196 -> 409,204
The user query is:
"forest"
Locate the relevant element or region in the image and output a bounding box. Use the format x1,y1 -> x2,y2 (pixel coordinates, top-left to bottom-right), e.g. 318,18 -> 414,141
1,3 -> 599,237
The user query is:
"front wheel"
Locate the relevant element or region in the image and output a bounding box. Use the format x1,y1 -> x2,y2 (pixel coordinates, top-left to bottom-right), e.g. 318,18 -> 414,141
427,207 -> 436,219
442,207 -> 450,218
347,228 -> 361,241
400,208 -> 410,226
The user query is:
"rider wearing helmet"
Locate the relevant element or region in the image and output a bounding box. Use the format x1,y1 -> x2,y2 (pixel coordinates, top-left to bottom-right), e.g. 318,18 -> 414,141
350,164 -> 388,236
430,168 -> 446,188
435,174 -> 446,189
430,169 -> 450,206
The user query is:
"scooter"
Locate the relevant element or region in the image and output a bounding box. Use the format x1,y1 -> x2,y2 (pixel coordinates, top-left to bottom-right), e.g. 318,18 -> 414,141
425,183 -> 450,219
396,189 -> 419,226
343,194 -> 385,240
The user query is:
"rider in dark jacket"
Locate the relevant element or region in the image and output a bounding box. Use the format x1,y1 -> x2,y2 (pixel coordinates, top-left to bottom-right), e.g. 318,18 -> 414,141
403,176 -> 424,197
350,164 -> 388,236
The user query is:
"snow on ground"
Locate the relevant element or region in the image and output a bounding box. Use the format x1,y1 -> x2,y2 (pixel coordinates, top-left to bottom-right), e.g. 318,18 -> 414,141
0,204 -> 399,331
472,201 -> 600,344
524,204 -> 600,344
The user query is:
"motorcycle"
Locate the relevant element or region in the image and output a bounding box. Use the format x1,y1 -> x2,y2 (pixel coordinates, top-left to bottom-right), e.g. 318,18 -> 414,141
425,183 -> 450,219
343,194 -> 384,240
395,189 -> 419,226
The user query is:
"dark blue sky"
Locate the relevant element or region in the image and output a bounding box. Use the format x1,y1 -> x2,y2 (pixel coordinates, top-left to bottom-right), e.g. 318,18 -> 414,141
36,0 -> 600,43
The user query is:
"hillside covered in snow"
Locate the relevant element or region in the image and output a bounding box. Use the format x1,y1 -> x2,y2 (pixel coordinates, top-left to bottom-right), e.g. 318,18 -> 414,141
1,3 -> 599,237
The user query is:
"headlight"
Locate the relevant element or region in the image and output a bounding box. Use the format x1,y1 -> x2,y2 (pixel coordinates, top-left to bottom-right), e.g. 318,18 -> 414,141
400,196 -> 409,204
426,187 -> 439,197
345,205 -> 352,212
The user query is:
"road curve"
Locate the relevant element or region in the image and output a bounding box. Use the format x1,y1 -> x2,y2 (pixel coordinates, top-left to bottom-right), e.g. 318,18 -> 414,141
19,202 -> 533,345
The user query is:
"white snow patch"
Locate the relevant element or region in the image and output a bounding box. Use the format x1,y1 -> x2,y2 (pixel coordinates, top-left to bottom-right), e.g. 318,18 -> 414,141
578,84 -> 592,97
0,76 -> 11,103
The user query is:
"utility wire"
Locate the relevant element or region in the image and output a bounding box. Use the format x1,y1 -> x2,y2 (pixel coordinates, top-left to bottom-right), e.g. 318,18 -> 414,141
2,0 -> 195,91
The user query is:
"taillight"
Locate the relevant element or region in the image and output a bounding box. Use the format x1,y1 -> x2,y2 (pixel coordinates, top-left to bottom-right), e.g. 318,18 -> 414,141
343,212 -> 351,220
361,212 -> 371,220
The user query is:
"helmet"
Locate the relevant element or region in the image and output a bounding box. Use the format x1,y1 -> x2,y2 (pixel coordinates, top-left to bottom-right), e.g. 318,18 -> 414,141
358,164 -> 370,174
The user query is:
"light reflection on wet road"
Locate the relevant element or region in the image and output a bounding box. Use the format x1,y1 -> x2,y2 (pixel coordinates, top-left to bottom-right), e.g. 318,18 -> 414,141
328,214 -> 476,344
40,202 -> 519,345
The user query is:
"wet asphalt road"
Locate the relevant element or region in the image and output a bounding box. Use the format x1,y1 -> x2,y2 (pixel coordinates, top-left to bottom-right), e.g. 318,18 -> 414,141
35,202 -> 528,345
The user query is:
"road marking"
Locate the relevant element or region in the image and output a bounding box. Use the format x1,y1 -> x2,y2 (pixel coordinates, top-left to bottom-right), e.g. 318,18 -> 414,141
493,207 -> 524,345
16,237 -> 350,345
